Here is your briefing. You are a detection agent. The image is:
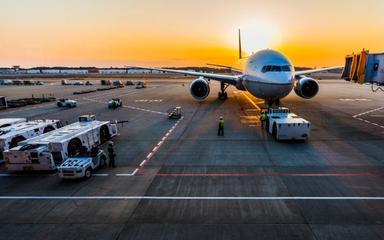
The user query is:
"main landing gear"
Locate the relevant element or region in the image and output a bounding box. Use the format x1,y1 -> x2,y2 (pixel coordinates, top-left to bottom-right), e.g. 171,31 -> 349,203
218,81 -> 229,100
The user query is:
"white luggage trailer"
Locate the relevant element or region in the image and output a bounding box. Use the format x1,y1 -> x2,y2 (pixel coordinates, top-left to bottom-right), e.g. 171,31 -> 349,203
266,107 -> 310,141
4,115 -> 118,171
0,118 -> 26,129
0,120 -> 62,160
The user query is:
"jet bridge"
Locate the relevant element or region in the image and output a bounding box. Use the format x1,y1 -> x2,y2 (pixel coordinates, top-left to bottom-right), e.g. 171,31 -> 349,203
342,49 -> 384,86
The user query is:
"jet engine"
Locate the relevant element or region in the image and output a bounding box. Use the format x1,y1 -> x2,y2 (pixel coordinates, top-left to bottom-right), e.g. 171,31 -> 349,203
190,77 -> 210,100
294,77 -> 319,99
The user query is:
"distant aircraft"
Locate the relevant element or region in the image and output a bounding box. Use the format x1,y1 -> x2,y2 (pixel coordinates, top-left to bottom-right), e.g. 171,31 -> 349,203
138,30 -> 341,106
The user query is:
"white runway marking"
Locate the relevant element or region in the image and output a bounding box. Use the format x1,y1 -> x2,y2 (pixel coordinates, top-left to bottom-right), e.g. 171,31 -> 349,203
339,98 -> 371,102
115,168 -> 139,177
83,98 -> 167,116
352,106 -> 384,129
1,195 -> 384,200
136,117 -> 184,174
93,173 -> 109,177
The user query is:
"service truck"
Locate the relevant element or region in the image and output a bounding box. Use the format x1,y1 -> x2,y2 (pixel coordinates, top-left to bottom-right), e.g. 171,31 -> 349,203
58,149 -> 107,179
266,107 -> 310,141
4,114 -> 118,171
0,119 -> 62,160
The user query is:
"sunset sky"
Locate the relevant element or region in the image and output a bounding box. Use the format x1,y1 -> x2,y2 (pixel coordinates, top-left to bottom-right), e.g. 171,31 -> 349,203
1,0 -> 384,68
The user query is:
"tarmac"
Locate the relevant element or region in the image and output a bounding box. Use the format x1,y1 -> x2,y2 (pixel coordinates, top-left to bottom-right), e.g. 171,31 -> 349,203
0,78 -> 384,239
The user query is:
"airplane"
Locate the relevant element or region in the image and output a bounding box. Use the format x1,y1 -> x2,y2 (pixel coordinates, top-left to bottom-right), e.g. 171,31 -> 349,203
137,29 -> 341,106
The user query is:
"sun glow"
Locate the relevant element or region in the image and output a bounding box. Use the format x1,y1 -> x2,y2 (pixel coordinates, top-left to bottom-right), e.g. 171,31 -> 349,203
240,20 -> 281,54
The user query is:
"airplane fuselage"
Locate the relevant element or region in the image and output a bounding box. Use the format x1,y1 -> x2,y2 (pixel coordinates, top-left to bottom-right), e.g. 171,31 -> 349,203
241,49 -> 295,102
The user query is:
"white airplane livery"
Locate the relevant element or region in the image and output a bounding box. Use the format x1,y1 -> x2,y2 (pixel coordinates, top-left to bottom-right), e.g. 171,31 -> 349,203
139,30 -> 340,106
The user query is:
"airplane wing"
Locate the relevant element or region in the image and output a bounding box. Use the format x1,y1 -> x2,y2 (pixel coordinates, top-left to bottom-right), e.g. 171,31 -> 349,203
295,66 -> 343,76
134,67 -> 241,86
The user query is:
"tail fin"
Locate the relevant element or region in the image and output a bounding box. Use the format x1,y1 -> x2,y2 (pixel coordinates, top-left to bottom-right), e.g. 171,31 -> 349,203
238,29 -> 242,59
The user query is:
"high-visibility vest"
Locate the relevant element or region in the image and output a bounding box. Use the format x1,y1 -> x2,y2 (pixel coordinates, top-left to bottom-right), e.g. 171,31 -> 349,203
219,119 -> 224,127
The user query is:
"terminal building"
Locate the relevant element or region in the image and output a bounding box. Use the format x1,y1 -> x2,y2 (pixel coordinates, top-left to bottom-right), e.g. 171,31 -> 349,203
342,49 -> 384,85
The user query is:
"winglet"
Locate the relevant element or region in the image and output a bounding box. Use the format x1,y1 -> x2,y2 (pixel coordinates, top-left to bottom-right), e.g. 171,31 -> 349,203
238,29 -> 242,59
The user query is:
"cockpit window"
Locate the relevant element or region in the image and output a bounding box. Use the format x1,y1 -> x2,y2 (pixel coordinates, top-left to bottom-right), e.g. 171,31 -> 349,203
281,65 -> 292,71
262,65 -> 292,73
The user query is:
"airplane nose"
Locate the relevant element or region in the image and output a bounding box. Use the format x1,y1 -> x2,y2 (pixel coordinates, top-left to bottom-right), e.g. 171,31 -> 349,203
282,73 -> 294,84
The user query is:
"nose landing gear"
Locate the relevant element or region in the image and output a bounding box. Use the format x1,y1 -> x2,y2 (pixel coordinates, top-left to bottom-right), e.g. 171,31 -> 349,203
267,98 -> 280,108
218,81 -> 229,100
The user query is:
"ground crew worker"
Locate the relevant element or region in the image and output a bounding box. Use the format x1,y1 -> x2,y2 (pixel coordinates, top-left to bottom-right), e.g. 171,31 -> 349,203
218,116 -> 224,136
260,110 -> 267,128
107,141 -> 116,168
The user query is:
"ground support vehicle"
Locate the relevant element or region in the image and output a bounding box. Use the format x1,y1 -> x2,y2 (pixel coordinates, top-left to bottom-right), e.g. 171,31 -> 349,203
266,107 -> 310,141
57,99 -> 77,108
108,98 -> 122,109
58,149 -> 107,179
168,107 -> 182,119
135,81 -> 147,89
4,114 -> 118,171
0,120 -> 62,161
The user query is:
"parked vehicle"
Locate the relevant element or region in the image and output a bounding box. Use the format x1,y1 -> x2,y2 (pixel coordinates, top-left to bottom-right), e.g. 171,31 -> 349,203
61,79 -> 70,85
4,114 -> 118,171
100,80 -> 111,86
0,97 -> 7,110
58,149 -> 107,179
168,107 -> 182,119
125,80 -> 134,86
135,81 -> 147,89
0,79 -> 13,85
36,81 -> 45,85
13,80 -> 23,85
113,80 -> 123,87
108,98 -> 123,109
74,81 -> 83,86
23,80 -> 35,85
0,120 -> 62,160
85,81 -> 93,86
57,99 -> 77,108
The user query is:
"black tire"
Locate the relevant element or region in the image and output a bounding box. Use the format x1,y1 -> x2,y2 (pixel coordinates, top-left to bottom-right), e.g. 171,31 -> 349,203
67,138 -> 82,157
10,136 -> 26,149
43,125 -> 55,133
99,125 -> 111,143
85,167 -> 92,179
272,123 -> 277,140
57,102 -> 63,107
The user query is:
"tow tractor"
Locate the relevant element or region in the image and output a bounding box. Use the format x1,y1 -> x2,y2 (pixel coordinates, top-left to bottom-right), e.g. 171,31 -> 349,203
168,107 -> 182,119
108,98 -> 123,109
57,149 -> 107,179
57,98 -> 77,108
266,107 -> 310,141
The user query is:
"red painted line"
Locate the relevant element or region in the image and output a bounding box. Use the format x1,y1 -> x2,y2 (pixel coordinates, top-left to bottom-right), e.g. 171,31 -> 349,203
136,172 -> 384,177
